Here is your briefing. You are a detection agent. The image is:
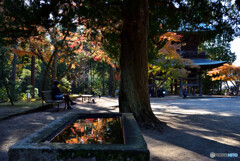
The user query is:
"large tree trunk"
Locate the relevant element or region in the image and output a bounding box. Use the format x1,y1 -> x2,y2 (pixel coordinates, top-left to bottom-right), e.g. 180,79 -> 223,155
119,0 -> 160,125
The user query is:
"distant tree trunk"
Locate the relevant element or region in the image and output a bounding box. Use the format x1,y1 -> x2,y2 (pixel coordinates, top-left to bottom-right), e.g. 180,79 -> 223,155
174,79 -> 178,95
102,63 -> 105,95
170,80 -> 173,94
119,0 -> 160,125
108,66 -> 113,96
3,79 -> 14,106
10,54 -> 17,82
225,81 -> 230,90
219,80 -> 222,94
52,52 -> 58,83
58,63 -> 72,81
42,59 -> 53,91
112,69 -> 118,98
42,67 -> 49,91
85,65 -> 89,94
10,53 -> 17,100
212,83 -> 215,94
236,82 -> 239,96
31,56 -> 35,98
90,62 -> 93,94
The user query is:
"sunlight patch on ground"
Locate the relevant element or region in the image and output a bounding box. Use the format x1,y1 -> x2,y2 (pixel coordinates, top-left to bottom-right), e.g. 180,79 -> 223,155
151,105 -> 180,109
191,134 -> 240,147
152,108 -> 215,115
0,136 -> 19,152
30,122 -> 43,125
217,113 -> 233,116
151,102 -> 235,116
45,115 -> 56,121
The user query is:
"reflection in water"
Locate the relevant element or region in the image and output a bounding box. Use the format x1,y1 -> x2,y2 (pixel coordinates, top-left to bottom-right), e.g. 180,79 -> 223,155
51,117 -> 124,144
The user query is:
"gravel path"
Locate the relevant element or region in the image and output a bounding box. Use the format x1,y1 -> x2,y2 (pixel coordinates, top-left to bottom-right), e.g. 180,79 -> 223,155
1,97 -> 240,161
147,97 -> 240,161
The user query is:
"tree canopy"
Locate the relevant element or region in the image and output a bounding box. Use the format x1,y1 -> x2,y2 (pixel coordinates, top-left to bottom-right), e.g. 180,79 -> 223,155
1,0 -> 239,126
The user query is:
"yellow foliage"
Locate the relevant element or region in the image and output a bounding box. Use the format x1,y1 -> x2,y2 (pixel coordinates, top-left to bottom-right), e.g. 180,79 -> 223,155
149,31 -> 196,80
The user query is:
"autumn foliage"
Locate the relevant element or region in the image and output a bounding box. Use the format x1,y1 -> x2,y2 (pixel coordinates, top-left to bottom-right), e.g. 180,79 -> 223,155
148,32 -> 196,95
208,63 -> 240,94
208,64 -> 240,82
52,117 -> 123,144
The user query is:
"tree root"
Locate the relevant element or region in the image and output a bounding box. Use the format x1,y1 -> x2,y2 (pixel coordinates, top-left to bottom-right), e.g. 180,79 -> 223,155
139,118 -> 167,132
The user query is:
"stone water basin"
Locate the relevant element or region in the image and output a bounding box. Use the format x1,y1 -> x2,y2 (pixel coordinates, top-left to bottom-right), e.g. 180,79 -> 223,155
9,113 -> 149,161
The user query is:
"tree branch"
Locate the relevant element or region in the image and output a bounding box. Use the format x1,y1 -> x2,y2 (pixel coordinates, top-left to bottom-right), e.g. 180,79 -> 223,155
58,63 -> 72,81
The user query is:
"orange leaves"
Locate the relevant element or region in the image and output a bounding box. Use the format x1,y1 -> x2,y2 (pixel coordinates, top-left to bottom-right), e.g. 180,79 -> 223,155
61,118 -> 121,144
90,44 -> 116,67
12,49 -> 33,56
59,58 -> 65,63
66,138 -> 78,144
154,32 -> 183,62
158,32 -> 182,59
149,32 -> 195,81
71,64 -> 76,69
159,32 -> 182,42
207,63 -> 240,82
36,26 -> 47,34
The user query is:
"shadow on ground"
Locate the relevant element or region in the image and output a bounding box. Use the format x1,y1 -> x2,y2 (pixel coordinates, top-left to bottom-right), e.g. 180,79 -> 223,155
142,124 -> 240,161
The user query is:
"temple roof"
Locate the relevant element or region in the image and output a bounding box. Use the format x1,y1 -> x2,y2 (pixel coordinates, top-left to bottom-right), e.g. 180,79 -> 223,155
190,59 -> 226,70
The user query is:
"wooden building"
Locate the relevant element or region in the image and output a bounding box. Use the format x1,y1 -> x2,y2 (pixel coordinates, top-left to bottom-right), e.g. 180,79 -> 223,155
178,32 -> 225,96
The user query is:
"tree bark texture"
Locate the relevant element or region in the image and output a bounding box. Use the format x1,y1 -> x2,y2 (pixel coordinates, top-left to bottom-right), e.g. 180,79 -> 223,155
120,0 -> 160,124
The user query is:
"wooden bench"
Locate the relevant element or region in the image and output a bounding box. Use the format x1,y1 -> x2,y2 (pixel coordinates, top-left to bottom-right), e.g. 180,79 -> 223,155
41,91 -> 66,111
80,94 -> 93,102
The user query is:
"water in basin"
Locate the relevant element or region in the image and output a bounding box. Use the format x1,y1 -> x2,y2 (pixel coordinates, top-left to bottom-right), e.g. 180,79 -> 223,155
51,117 -> 124,144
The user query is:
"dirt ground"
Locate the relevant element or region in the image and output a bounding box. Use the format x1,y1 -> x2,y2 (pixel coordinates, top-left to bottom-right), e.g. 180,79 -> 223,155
0,97 -> 240,161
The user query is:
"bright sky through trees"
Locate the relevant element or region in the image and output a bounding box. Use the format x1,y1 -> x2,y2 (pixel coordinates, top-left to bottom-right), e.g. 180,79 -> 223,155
231,37 -> 240,66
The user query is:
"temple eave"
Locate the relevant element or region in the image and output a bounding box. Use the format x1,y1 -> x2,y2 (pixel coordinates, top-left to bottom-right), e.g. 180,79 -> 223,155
189,59 -> 226,70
